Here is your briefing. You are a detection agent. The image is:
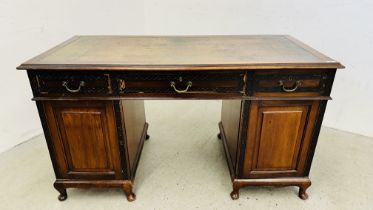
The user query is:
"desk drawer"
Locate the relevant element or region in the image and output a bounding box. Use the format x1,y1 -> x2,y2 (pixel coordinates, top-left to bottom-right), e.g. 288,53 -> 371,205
116,71 -> 245,95
253,70 -> 329,96
32,72 -> 112,96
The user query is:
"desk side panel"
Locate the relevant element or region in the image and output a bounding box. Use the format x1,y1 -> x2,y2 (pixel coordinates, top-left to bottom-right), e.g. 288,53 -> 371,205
221,100 -> 242,173
120,100 -> 147,179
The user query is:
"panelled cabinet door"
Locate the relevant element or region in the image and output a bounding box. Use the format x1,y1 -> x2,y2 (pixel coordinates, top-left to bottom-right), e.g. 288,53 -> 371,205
43,101 -> 123,180
242,100 -> 320,178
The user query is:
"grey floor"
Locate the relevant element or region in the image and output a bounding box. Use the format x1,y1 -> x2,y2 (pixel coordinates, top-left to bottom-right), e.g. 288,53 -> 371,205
1,101 -> 372,210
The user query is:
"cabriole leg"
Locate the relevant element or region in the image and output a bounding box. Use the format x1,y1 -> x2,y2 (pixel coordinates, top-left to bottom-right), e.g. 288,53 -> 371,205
298,182 -> 311,200
230,182 -> 240,200
123,183 -> 136,202
53,182 -> 67,201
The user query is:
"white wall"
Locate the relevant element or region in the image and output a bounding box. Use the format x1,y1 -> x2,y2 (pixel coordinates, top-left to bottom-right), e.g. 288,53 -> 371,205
1,0 -> 372,153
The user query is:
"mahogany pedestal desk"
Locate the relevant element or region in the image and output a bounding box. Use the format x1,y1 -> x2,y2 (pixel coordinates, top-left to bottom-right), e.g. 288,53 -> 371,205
17,35 -> 344,202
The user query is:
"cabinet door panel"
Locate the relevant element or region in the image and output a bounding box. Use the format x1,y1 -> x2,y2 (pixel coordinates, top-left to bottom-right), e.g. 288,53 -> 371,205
58,108 -> 111,170
243,100 -> 319,178
44,101 -> 123,180
254,106 -> 307,171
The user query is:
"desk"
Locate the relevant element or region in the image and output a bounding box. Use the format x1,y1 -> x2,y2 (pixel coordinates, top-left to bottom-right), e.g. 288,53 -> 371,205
18,35 -> 344,202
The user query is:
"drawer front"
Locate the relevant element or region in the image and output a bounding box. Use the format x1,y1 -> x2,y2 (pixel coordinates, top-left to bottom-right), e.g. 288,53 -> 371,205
253,70 -> 329,96
116,71 -> 245,95
33,72 -> 112,96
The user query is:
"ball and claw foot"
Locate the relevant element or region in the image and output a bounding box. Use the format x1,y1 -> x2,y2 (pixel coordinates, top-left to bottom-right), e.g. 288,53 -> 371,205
230,190 -> 239,200
217,133 -> 222,140
145,134 -> 150,140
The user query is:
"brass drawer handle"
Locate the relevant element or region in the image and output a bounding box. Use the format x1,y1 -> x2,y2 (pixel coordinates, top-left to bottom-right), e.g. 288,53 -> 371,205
170,81 -> 192,93
118,79 -> 126,91
278,80 -> 302,92
62,81 -> 85,93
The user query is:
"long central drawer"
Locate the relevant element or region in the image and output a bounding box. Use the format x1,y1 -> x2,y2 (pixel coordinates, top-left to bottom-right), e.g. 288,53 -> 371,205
115,71 -> 245,96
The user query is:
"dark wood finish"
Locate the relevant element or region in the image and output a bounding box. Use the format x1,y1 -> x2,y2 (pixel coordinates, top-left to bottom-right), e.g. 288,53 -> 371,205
219,122 -> 235,179
243,100 -> 319,178
53,182 -> 67,201
31,71 -> 112,96
220,100 -> 242,174
253,70 -> 329,96
220,99 -> 322,200
19,35 -> 343,202
39,99 -> 148,201
119,100 -> 147,179
17,35 -> 344,71
54,180 -> 136,201
43,101 -> 123,180
242,96 -> 332,101
32,93 -> 244,100
117,71 -> 245,95
230,177 -> 311,200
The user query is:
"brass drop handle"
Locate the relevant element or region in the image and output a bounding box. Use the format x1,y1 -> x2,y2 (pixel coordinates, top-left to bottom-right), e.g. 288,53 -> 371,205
278,80 -> 302,92
62,81 -> 85,93
170,81 -> 193,93
118,79 -> 126,91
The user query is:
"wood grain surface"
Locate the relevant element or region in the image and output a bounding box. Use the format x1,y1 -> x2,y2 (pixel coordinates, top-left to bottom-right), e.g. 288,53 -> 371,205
17,35 -> 344,70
